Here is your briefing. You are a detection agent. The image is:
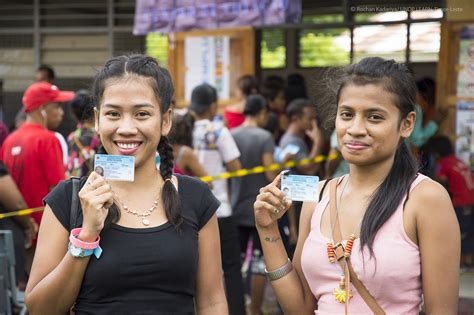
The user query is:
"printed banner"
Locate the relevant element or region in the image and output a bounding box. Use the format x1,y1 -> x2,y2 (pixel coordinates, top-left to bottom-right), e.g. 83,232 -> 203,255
133,0 -> 301,35
457,26 -> 474,98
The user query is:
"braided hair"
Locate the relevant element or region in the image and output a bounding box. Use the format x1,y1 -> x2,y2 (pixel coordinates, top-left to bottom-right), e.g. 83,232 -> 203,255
92,54 -> 182,228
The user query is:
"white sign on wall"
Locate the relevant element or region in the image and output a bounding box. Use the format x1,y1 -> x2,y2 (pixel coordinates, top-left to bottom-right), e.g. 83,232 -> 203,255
184,36 -> 230,102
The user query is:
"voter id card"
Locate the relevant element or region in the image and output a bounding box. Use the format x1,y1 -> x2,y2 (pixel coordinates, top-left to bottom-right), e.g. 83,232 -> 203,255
93,154 -> 135,181
279,144 -> 300,160
281,173 -> 319,202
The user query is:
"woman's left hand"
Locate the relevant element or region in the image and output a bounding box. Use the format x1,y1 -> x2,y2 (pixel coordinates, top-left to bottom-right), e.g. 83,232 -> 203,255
254,173 -> 292,230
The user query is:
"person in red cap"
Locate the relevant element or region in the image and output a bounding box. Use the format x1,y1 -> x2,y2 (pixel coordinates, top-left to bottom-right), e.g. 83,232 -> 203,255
0,82 -> 74,230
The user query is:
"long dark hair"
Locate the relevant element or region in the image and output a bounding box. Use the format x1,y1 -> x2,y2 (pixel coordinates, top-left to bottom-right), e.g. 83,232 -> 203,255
93,54 -> 182,228
320,57 -> 418,257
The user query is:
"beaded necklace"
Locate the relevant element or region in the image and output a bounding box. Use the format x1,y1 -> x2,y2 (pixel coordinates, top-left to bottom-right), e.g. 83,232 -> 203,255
326,175 -> 363,303
114,189 -> 161,226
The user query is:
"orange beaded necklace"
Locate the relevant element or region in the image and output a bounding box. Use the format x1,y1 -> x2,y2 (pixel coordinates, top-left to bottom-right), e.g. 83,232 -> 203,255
326,176 -> 362,303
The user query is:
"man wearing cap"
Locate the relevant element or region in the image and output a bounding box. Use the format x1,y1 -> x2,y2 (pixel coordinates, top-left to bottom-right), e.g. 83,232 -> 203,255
0,82 -> 74,228
190,83 -> 246,315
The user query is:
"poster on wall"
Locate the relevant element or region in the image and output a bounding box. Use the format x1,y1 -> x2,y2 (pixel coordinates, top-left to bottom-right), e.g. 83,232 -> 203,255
133,0 -> 301,35
184,36 -> 230,101
457,26 -> 474,98
456,102 -> 474,170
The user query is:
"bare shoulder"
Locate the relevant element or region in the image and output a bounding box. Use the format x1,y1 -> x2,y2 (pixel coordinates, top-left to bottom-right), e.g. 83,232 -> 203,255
182,145 -> 193,156
410,177 -> 451,205
179,146 -> 193,161
407,177 -> 453,220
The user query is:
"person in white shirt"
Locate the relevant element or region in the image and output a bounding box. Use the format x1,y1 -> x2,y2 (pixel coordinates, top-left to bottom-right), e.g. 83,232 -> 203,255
189,83 -> 245,315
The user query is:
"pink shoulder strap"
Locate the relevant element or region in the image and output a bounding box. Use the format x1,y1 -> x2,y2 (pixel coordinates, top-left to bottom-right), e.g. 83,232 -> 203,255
409,173 -> 428,192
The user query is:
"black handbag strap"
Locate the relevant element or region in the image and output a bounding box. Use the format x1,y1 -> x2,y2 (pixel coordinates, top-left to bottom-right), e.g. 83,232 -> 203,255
69,177 -> 83,230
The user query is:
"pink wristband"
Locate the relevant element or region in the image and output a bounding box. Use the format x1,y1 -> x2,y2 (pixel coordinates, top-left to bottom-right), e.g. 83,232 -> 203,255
69,228 -> 100,250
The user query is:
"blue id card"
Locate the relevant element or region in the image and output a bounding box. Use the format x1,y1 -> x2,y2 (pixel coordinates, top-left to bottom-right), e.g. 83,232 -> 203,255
279,144 -> 300,161
281,173 -> 319,202
274,144 -> 301,163
94,154 -> 135,182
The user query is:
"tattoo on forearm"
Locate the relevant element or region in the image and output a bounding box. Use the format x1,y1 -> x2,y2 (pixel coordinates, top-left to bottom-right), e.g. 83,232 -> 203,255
264,236 -> 281,243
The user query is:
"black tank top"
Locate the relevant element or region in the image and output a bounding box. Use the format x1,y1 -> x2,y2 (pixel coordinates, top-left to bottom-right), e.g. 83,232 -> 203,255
44,175 -> 219,314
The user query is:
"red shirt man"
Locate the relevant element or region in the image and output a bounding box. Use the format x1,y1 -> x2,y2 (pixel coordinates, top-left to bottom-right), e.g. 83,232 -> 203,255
437,155 -> 474,207
0,82 -> 74,225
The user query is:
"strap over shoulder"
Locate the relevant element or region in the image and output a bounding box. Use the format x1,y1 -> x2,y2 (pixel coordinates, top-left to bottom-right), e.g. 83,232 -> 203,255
70,177 -> 83,231
329,178 -> 386,315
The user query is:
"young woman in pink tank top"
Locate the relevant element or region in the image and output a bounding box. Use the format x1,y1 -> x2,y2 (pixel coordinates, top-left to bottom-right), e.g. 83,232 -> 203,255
253,57 -> 460,314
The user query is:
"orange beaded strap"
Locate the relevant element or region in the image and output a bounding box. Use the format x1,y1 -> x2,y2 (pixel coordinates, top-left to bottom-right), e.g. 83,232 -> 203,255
344,234 -> 355,258
327,242 -> 336,263
329,179 -> 386,315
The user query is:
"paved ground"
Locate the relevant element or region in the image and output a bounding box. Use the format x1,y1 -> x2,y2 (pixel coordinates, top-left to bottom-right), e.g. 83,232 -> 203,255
459,271 -> 474,315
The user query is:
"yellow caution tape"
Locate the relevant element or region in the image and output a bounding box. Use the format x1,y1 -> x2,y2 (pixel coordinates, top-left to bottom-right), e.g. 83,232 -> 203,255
199,153 -> 338,183
0,207 -> 44,219
0,153 -> 338,219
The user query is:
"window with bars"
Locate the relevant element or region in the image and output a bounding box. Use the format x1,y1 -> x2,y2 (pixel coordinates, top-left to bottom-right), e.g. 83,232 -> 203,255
296,9 -> 441,68
260,30 -> 286,69
115,32 -> 146,56
353,24 -> 407,62
409,22 -> 441,62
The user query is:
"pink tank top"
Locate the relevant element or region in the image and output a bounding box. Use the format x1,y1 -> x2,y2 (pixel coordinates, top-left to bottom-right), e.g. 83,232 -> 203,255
301,174 -> 428,314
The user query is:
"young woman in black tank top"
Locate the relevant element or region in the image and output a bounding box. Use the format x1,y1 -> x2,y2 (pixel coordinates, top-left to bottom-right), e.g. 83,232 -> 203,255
25,55 -> 228,314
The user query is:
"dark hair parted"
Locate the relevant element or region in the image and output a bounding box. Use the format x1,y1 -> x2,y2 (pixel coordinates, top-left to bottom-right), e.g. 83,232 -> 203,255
320,57 -> 419,257
93,54 -> 182,229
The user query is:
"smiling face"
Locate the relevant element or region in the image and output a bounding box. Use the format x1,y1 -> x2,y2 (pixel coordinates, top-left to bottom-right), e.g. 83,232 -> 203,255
336,84 -> 415,167
95,75 -> 172,169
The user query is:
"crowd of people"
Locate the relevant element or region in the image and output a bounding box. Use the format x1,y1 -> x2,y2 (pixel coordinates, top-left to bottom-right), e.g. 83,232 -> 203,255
0,54 -> 471,314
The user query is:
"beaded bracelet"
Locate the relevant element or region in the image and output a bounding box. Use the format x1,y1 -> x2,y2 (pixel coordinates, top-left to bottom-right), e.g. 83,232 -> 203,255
264,258 -> 293,281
